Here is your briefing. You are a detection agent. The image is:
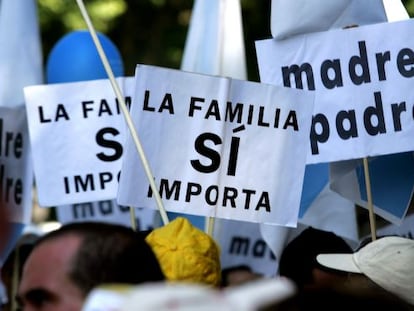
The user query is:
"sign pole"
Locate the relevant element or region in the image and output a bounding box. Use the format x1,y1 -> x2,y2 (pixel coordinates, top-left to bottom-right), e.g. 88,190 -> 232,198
363,157 -> 377,241
75,0 -> 169,227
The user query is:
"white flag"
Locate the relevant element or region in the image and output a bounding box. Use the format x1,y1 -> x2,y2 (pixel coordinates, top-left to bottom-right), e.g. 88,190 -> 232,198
0,0 -> 43,107
181,0 -> 247,79
0,0 -> 43,262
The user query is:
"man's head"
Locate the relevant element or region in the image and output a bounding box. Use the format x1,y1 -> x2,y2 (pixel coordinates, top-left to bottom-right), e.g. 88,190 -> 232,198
278,227 -> 352,290
18,222 -> 165,311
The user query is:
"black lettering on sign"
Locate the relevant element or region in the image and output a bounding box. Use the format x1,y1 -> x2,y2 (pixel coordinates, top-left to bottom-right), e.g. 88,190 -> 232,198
191,128 -> 244,177
147,178 -> 271,212
63,171 -> 118,194
0,119 -> 23,158
38,104 -> 70,123
281,40 -> 414,92
72,202 -> 95,218
188,97 -> 298,130
95,127 -> 123,162
72,200 -> 130,219
191,132 -> 221,173
229,236 -> 276,260
142,90 -> 174,114
82,97 -> 132,118
309,91 -> 410,155
0,164 -> 23,205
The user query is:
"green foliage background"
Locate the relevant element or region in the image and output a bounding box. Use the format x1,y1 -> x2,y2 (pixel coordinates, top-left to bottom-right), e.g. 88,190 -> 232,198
38,0 -> 414,81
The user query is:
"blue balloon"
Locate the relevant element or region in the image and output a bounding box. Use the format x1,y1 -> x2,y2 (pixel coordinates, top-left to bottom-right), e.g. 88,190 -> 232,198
46,30 -> 124,83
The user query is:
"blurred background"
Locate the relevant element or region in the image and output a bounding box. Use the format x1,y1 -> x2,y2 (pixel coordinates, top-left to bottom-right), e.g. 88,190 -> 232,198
38,0 -> 272,83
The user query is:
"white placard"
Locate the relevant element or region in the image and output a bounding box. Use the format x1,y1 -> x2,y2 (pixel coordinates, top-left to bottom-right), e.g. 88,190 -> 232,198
214,219 -> 277,277
0,106 -> 33,223
256,18 -> 414,164
24,77 -> 134,206
117,65 -> 314,226
56,200 -> 156,231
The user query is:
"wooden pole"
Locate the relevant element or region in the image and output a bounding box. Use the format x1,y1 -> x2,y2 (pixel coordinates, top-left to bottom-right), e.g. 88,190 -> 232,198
363,157 -> 377,241
205,217 -> 215,236
75,0 -> 169,226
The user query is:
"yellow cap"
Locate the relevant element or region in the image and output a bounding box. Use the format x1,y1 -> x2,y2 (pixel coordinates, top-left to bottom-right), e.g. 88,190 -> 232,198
146,217 -> 221,287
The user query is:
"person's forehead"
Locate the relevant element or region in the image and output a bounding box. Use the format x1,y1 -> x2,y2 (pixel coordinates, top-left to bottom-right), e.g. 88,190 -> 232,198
31,234 -> 81,264
20,235 -> 81,289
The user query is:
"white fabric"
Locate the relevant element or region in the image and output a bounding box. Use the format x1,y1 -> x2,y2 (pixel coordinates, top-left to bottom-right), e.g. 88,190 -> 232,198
0,0 -> 43,107
271,0 -> 387,39
383,0 -> 409,21
299,184 -> 358,243
181,0 -> 247,79
82,278 -> 296,311
119,278 -> 295,311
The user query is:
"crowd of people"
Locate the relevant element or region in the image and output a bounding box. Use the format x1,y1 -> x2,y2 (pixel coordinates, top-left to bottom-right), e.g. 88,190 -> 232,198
1,0 -> 412,310
0,217 -> 413,311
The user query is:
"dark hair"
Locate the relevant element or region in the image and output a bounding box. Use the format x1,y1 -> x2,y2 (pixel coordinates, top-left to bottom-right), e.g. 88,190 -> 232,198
278,227 -> 352,289
34,222 -> 165,296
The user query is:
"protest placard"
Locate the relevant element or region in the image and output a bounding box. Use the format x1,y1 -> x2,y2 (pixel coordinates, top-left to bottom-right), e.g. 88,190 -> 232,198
256,18 -> 414,164
24,77 -> 134,206
117,65 -> 314,226
56,199 -> 156,231
214,219 -> 277,277
0,106 -> 33,222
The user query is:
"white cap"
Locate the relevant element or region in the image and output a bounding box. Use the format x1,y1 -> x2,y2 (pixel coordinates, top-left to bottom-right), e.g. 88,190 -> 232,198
316,236 -> 414,305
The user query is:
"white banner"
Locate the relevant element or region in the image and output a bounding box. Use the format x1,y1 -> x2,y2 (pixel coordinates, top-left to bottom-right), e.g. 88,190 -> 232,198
214,219 -> 277,277
24,77 -> 134,206
57,200 -> 156,231
0,106 -> 33,223
117,65 -> 314,226
256,18 -> 414,164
